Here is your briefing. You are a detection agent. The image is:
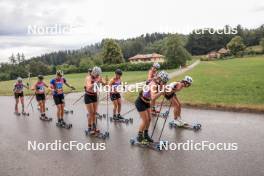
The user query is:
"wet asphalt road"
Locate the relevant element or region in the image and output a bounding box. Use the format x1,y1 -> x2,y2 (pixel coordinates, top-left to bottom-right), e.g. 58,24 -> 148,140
0,93 -> 264,176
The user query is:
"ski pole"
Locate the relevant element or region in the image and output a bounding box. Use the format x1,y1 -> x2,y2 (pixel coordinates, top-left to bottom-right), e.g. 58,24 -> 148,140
150,97 -> 165,138
72,94 -> 85,105
52,89 -> 74,106
106,94 -> 109,133
106,76 -> 109,134
121,107 -> 136,117
99,94 -> 107,102
26,94 -> 35,109
158,101 -> 172,141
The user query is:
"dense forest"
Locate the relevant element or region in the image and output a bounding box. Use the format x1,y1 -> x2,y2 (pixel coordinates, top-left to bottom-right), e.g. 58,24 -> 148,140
0,24 -> 264,81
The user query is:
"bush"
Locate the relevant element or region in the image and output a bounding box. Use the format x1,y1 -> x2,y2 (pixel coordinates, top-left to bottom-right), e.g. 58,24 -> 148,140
0,73 -> 10,81
100,62 -> 177,72
56,64 -> 79,74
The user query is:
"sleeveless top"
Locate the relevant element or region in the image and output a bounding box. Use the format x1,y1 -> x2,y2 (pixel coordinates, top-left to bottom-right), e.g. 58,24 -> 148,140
14,83 -> 24,93
111,78 -> 121,93
50,78 -> 66,95
141,80 -> 156,101
35,81 -> 45,94
85,76 -> 100,95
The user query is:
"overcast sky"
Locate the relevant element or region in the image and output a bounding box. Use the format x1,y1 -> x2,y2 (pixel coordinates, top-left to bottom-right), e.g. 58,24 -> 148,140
0,0 -> 264,62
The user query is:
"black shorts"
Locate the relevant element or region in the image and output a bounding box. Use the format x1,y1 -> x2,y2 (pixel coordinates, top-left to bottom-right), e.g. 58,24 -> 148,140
36,94 -> 46,101
53,94 -> 65,105
135,97 -> 150,112
164,93 -> 176,100
110,93 -> 121,101
84,93 -> 97,104
14,92 -> 24,99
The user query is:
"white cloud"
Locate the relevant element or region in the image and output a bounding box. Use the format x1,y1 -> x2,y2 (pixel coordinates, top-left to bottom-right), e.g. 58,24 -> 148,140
0,0 -> 264,62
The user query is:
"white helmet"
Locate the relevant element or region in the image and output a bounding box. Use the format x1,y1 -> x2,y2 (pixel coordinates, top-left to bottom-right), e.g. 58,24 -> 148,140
91,66 -> 102,76
183,76 -> 193,84
17,77 -> 22,82
157,71 -> 169,83
56,70 -> 64,76
153,62 -> 160,69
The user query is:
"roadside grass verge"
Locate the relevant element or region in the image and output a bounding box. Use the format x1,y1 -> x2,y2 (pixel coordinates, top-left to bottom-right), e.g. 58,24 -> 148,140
124,56 -> 264,113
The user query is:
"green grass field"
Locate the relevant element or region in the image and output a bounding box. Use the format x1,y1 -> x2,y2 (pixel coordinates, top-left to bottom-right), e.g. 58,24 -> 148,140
125,56 -> 264,112
0,71 -> 149,96
0,69 -> 180,96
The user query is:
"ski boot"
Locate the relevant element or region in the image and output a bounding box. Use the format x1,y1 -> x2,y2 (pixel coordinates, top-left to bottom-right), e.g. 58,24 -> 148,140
112,114 -> 119,120
144,131 -> 154,143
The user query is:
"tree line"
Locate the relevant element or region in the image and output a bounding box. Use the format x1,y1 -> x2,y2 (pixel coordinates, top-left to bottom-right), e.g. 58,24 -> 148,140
0,24 -> 264,81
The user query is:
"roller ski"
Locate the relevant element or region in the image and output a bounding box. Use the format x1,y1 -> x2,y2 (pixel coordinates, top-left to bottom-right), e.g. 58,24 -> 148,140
152,111 -> 169,118
21,111 -> 30,116
56,120 -> 72,129
14,112 -> 21,116
169,120 -> 201,131
85,128 -> 109,140
96,112 -> 106,119
40,115 -> 52,121
129,138 -> 163,151
110,114 -> 133,124
64,108 -> 73,114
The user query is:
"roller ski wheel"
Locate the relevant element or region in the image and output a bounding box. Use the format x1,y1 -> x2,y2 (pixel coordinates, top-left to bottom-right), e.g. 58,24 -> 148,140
193,124 -> 202,131
162,111 -> 169,118
37,107 -> 48,111
64,109 -> 73,114
125,119 -> 129,124
22,112 -> 30,116
169,121 -> 173,128
129,118 -> 133,123
104,131 -> 110,137
14,112 -> 21,116
130,138 -> 135,145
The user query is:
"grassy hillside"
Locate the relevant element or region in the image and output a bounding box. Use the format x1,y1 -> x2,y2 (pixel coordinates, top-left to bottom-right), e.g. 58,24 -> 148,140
125,56 -> 264,112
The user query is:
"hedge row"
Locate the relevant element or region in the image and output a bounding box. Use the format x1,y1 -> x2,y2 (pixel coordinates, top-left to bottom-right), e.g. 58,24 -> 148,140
58,62 -> 178,74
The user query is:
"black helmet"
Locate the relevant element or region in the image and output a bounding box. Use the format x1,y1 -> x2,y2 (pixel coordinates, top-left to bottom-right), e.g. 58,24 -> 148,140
115,69 -> 122,75
38,75 -> 44,80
